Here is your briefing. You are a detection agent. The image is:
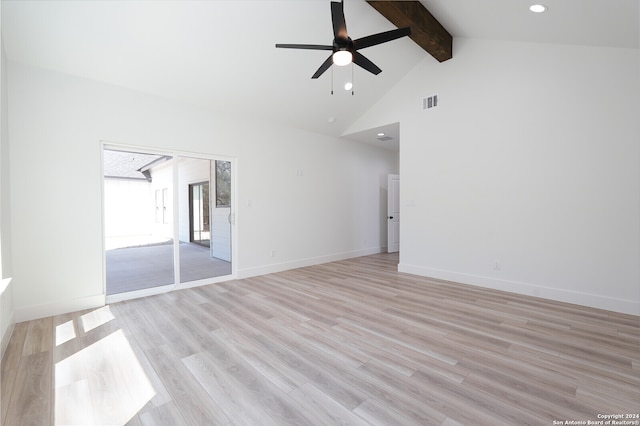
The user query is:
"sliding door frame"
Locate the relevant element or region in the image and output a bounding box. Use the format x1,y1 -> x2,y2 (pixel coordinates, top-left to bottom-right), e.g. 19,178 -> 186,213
101,141 -> 238,303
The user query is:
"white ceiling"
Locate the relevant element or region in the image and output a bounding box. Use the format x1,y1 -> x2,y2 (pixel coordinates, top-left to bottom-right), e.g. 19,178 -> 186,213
2,0 -> 638,149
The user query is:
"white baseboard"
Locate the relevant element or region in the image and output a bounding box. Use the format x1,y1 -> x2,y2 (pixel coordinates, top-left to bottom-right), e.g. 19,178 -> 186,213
14,294 -> 106,323
398,263 -> 639,316
237,247 -> 386,279
11,248 -> 385,321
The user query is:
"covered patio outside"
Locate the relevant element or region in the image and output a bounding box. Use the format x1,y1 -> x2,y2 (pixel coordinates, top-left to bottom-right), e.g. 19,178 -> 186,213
103,148 -> 233,296
105,236 -> 231,295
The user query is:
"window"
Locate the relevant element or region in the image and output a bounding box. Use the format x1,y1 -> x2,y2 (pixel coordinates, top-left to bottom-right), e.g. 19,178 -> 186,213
216,160 -> 231,207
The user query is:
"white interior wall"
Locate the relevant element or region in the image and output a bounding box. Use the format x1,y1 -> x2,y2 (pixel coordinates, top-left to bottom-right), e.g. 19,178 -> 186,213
0,23 -> 9,280
7,62 -> 398,321
346,38 -> 640,315
0,32 -> 15,357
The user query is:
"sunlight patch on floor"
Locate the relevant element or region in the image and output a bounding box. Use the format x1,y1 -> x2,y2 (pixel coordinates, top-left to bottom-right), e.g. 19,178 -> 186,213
55,320 -> 76,346
80,305 -> 115,333
55,329 -> 155,425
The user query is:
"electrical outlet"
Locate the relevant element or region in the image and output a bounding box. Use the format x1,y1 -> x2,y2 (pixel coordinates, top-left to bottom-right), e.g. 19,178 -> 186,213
494,260 -> 501,271
270,250 -> 276,258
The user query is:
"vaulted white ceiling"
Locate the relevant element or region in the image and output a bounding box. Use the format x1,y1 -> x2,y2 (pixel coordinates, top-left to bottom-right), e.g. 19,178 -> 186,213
2,0 -> 638,145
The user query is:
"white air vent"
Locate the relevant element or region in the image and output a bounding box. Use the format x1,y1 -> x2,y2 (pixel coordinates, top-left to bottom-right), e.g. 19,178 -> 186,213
422,94 -> 439,110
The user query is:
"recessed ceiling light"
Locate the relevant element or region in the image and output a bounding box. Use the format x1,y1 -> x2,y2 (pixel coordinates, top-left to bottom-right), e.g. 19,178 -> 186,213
377,132 -> 385,137
529,4 -> 547,13
344,82 -> 353,91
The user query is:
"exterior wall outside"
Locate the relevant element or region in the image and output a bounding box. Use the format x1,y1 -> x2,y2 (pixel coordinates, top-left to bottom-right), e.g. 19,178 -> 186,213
211,205 -> 231,262
177,157 -> 210,244
103,179 -> 154,239
149,160 -> 173,241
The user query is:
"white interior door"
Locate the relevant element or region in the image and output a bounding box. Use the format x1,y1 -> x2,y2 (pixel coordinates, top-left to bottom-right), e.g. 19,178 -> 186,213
387,174 -> 400,253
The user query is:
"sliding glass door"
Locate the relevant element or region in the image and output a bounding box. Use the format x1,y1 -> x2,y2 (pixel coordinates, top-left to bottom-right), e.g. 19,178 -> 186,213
103,147 -> 233,296
103,148 -> 175,294
178,157 -> 231,283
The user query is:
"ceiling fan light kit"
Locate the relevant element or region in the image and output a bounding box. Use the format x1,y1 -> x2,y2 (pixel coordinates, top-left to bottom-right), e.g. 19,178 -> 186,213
333,50 -> 353,66
275,0 -> 411,80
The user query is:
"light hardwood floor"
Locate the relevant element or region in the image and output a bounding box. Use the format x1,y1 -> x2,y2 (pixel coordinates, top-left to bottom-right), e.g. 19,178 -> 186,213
2,253 -> 639,425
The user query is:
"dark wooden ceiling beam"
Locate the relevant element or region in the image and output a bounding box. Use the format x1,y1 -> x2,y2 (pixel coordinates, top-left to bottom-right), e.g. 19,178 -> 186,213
366,1 -> 452,62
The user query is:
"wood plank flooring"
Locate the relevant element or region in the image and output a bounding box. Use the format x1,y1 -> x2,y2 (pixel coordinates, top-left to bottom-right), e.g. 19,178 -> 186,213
2,253 -> 639,425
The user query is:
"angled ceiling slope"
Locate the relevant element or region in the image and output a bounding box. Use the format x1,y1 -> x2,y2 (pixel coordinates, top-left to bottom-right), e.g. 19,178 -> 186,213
367,0 -> 453,62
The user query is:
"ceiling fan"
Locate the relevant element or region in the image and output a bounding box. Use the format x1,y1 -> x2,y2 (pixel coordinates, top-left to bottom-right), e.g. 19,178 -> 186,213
275,0 -> 411,79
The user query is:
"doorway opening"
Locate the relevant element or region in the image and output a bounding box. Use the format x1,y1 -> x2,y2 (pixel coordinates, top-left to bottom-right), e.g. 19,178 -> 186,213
189,181 -> 210,247
103,146 -> 234,297
387,174 -> 399,253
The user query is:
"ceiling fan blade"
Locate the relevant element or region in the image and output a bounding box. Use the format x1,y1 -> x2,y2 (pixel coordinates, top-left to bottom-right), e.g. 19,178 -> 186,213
353,27 -> 411,50
353,51 -> 382,75
311,55 -> 334,79
275,44 -> 333,50
331,1 -> 348,40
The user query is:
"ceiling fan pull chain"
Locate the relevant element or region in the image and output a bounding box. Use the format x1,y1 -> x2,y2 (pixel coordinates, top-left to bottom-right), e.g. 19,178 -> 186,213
331,65 -> 334,95
351,63 -> 354,96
